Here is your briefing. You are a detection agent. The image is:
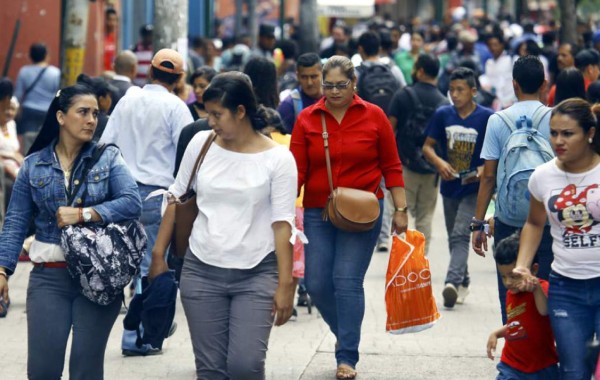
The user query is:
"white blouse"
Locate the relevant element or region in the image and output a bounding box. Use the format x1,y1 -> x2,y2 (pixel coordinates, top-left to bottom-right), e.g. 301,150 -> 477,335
169,131 -> 299,269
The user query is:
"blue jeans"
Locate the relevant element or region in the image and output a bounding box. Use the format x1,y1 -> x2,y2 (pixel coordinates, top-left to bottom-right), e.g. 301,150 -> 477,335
122,183 -> 164,352
496,361 -> 559,380
493,219 -> 553,324
303,202 -> 383,368
548,271 -> 600,380
27,266 -> 121,380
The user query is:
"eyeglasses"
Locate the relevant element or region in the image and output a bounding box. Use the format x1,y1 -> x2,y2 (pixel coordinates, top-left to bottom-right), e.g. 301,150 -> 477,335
321,80 -> 351,91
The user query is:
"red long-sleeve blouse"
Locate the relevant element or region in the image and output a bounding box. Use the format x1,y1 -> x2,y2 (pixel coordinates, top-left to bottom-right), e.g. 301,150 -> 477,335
290,95 -> 405,209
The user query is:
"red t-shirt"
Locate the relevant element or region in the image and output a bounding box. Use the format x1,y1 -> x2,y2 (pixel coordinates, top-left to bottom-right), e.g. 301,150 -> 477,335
501,279 -> 559,373
104,33 -> 116,71
290,95 -> 404,208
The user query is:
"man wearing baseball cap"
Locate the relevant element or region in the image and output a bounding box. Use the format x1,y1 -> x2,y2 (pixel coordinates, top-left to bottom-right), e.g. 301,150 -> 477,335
100,48 -> 193,356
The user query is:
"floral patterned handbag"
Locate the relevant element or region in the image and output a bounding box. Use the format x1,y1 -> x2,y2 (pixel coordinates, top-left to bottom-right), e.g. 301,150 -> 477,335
60,144 -> 147,305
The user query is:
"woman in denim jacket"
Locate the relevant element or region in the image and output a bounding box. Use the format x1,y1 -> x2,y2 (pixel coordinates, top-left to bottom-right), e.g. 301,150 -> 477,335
0,84 -> 142,380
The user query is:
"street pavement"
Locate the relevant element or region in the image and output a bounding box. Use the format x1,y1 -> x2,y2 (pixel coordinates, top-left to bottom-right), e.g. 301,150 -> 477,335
1,201 -> 502,379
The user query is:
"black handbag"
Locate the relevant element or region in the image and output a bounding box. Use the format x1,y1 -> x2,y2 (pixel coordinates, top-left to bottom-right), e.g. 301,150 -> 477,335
60,144 -> 147,305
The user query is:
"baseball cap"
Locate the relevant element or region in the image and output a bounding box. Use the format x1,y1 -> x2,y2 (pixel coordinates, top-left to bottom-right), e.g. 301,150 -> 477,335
151,48 -> 184,74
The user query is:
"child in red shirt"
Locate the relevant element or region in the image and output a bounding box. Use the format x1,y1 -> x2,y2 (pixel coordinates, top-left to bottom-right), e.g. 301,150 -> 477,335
486,233 -> 559,379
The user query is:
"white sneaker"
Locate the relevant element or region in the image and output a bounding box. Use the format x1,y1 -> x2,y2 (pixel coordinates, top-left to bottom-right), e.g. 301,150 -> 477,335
442,283 -> 458,308
456,285 -> 470,305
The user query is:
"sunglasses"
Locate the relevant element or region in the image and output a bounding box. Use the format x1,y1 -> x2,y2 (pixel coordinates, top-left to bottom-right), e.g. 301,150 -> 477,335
321,80 -> 351,91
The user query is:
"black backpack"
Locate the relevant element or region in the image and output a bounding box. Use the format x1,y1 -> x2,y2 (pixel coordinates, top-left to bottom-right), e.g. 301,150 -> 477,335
396,86 -> 438,174
357,62 -> 400,112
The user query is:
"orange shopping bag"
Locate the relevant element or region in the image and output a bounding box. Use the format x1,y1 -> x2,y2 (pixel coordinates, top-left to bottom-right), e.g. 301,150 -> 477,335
385,230 -> 440,334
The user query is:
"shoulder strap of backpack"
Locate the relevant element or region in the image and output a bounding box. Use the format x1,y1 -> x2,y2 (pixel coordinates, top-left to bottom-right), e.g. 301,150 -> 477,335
496,110 -> 517,133
531,105 -> 552,131
404,86 -> 423,114
290,89 -> 303,120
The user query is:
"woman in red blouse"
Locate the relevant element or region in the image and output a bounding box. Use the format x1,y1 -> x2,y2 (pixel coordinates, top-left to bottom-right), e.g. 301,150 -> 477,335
290,56 -> 407,379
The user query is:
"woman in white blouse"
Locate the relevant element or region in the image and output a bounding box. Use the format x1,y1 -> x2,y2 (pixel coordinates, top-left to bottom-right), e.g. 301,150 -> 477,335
149,72 -> 297,380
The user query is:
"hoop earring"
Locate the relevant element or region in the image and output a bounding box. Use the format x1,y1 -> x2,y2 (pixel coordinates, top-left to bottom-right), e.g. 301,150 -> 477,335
589,137 -> 594,144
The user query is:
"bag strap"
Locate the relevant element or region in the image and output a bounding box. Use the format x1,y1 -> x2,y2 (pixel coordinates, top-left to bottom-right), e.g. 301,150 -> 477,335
404,86 -> 423,115
185,132 -> 217,192
67,143 -> 118,205
531,105 -> 552,131
496,110 -> 515,133
320,112 -> 335,194
21,67 -> 49,104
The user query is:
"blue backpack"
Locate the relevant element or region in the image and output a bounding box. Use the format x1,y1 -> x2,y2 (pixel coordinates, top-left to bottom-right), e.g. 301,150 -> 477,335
495,105 -> 554,225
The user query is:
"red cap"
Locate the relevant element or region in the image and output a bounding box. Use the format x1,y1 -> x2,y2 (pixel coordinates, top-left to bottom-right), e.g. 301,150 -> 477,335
151,48 -> 184,74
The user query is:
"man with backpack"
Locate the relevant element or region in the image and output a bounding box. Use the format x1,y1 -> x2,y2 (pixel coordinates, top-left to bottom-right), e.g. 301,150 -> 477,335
472,55 -> 554,324
388,54 -> 449,254
356,31 -> 405,113
277,53 -> 323,133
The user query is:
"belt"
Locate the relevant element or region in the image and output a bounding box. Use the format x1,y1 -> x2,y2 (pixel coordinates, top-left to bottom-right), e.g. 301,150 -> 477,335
32,262 -> 68,268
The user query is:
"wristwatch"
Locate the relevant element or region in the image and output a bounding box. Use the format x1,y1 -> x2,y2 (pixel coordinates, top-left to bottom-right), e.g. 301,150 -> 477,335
82,208 -> 93,223
394,206 -> 408,213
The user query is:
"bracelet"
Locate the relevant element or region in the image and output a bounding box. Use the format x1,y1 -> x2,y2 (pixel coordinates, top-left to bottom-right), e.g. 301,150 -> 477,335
78,208 -> 83,224
394,206 -> 407,213
470,217 -> 486,226
0,271 -> 8,280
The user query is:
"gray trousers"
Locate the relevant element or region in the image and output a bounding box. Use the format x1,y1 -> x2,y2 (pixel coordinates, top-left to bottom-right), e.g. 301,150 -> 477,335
442,194 -> 477,287
180,251 -> 278,380
27,266 -> 121,380
403,168 -> 439,254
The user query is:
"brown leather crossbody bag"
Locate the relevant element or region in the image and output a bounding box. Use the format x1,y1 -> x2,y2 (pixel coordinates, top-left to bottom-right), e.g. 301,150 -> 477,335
320,112 -> 380,232
174,132 -> 217,257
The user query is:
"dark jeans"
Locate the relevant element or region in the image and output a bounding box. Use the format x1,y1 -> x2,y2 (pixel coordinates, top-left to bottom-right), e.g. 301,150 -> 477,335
303,202 -> 383,368
494,218 -> 553,324
548,271 -> 600,380
27,266 -> 121,380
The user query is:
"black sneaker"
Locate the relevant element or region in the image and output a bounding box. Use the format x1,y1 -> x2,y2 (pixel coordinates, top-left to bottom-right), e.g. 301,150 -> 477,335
297,292 -> 310,307
122,347 -> 162,357
442,283 -> 458,309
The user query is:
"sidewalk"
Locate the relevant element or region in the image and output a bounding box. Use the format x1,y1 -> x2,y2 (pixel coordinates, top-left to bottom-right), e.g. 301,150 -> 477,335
1,201 -> 502,379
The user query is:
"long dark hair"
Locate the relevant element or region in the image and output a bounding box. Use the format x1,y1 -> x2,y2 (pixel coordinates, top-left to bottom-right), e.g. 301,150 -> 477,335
27,84 -> 96,156
243,57 -> 279,108
202,72 -> 268,131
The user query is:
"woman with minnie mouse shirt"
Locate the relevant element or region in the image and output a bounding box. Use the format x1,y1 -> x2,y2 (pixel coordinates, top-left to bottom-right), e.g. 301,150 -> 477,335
514,98 -> 600,379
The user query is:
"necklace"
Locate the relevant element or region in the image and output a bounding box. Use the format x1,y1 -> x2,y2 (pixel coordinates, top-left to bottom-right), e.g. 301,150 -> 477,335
561,155 -> 600,187
55,149 -> 76,180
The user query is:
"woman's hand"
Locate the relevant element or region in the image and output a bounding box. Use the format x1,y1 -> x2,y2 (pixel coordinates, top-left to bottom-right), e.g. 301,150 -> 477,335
56,207 -> 81,228
512,266 -> 536,292
392,211 -> 408,235
148,253 -> 169,281
272,281 -> 295,326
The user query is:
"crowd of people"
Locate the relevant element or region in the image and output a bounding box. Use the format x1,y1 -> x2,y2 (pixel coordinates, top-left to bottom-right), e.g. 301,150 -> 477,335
1,7 -> 600,380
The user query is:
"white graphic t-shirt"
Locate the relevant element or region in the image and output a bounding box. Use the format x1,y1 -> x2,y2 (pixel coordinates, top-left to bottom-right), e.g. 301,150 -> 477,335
529,158 -> 600,279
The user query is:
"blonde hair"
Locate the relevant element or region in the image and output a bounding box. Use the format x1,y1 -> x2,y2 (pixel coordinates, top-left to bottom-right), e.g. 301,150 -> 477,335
322,55 -> 356,81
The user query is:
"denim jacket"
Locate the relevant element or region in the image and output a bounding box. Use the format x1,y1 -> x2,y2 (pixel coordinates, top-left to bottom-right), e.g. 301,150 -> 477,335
0,140 -> 142,274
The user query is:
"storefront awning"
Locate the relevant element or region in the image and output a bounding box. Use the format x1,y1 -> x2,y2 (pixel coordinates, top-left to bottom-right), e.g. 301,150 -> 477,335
317,0 -> 375,18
